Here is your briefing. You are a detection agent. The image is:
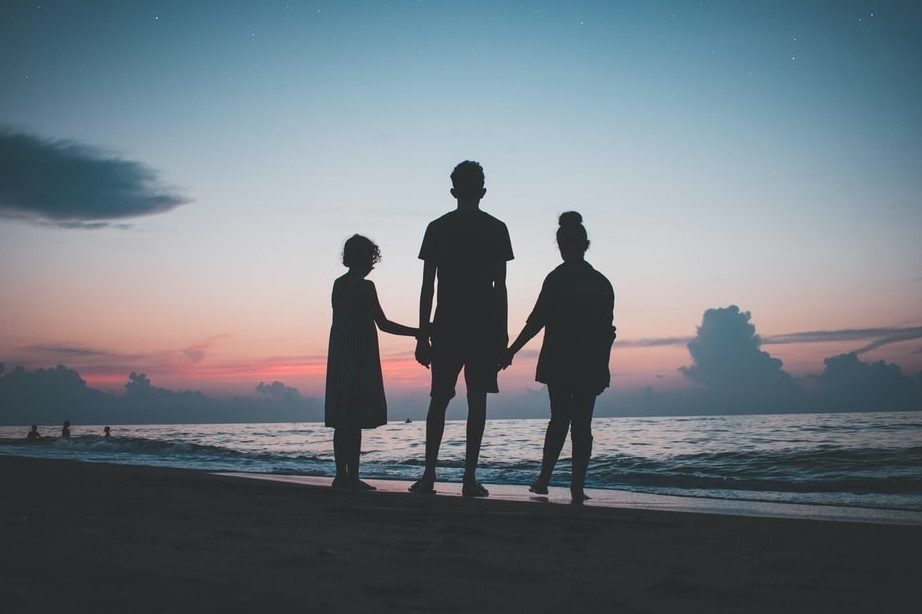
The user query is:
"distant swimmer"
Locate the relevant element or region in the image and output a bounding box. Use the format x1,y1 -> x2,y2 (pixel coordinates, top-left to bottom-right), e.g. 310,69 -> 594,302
61,420 -> 71,438
27,425 -> 42,440
104,426 -> 111,437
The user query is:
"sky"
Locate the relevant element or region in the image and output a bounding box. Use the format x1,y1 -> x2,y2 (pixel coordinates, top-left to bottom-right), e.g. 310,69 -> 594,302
1,0 -> 921,423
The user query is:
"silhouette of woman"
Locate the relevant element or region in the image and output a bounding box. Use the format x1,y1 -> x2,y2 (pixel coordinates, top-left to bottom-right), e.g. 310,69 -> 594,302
504,212 -> 615,502
324,235 -> 417,490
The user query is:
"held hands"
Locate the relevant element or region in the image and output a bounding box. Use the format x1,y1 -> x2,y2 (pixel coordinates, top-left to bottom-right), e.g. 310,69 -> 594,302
415,337 -> 522,370
415,323 -> 432,368
499,347 -> 515,370
415,338 -> 431,368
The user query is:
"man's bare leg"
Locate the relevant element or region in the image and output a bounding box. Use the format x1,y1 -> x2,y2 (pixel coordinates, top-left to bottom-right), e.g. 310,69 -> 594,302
409,394 -> 450,493
462,391 -> 489,497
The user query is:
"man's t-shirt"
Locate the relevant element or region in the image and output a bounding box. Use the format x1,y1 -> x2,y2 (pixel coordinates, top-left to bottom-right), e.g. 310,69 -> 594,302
419,209 -> 514,329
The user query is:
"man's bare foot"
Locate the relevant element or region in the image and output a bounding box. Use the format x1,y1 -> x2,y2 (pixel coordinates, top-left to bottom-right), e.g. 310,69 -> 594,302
409,476 -> 436,494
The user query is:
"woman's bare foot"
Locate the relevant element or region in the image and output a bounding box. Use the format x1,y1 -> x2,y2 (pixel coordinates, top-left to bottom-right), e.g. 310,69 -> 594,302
528,480 -> 549,495
570,489 -> 590,504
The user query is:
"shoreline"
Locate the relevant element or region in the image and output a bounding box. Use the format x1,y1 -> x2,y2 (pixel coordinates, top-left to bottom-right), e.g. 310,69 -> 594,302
2,456 -> 920,613
219,472 -> 922,527
3,436 -> 921,526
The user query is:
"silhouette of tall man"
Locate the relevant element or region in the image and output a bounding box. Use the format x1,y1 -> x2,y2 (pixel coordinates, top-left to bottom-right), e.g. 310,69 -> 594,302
411,160 -> 514,497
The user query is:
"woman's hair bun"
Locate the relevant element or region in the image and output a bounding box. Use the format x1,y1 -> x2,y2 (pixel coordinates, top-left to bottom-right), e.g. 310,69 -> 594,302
558,211 -> 583,226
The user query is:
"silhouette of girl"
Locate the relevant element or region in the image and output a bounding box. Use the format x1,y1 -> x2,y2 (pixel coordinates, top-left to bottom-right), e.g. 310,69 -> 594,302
325,235 -> 417,490
504,212 -> 615,502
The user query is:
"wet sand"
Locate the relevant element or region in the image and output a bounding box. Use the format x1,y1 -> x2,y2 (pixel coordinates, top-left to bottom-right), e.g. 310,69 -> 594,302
1,456 -> 919,613
219,471 -> 922,526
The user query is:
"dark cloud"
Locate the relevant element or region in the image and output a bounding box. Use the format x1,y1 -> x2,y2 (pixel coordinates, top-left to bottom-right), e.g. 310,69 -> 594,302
852,329 -> 922,355
124,371 -> 177,397
19,344 -> 135,362
0,129 -> 190,228
256,381 -> 302,402
627,326 -> 922,352
807,353 -> 920,412
682,305 -> 791,389
0,364 -> 111,425
668,306 -> 921,415
0,364 -> 319,425
180,336 -> 229,364
10,339 -> 230,382
614,336 -> 692,348
4,304 -> 919,423
764,326 -> 922,353
680,306 -> 799,409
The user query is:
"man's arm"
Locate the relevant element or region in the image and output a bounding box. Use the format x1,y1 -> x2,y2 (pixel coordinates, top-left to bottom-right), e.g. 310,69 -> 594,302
415,260 -> 436,367
494,261 -> 508,351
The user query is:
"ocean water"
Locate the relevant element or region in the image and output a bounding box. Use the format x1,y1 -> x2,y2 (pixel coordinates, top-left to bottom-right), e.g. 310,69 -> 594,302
2,411 -> 921,514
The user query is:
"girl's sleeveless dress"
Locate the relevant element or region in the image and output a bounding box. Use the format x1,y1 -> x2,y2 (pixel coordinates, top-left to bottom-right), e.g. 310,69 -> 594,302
324,276 -> 387,429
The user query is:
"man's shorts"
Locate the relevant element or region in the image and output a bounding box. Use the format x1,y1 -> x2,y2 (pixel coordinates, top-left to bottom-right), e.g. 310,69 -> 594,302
430,321 -> 500,399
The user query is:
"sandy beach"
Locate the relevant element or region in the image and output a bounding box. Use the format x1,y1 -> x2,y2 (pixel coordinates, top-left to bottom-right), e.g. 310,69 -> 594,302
1,456 -> 919,613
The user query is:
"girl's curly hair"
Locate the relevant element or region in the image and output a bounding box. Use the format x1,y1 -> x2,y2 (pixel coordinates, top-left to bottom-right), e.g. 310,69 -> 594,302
342,234 -> 381,268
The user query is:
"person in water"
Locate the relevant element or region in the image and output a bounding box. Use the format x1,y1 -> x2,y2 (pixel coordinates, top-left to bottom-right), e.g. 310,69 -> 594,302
504,212 -> 615,503
27,425 -> 42,440
61,421 -> 71,438
324,234 -> 418,490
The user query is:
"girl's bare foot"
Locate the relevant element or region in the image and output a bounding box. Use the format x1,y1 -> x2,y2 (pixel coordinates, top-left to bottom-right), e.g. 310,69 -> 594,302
529,480 -> 549,495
